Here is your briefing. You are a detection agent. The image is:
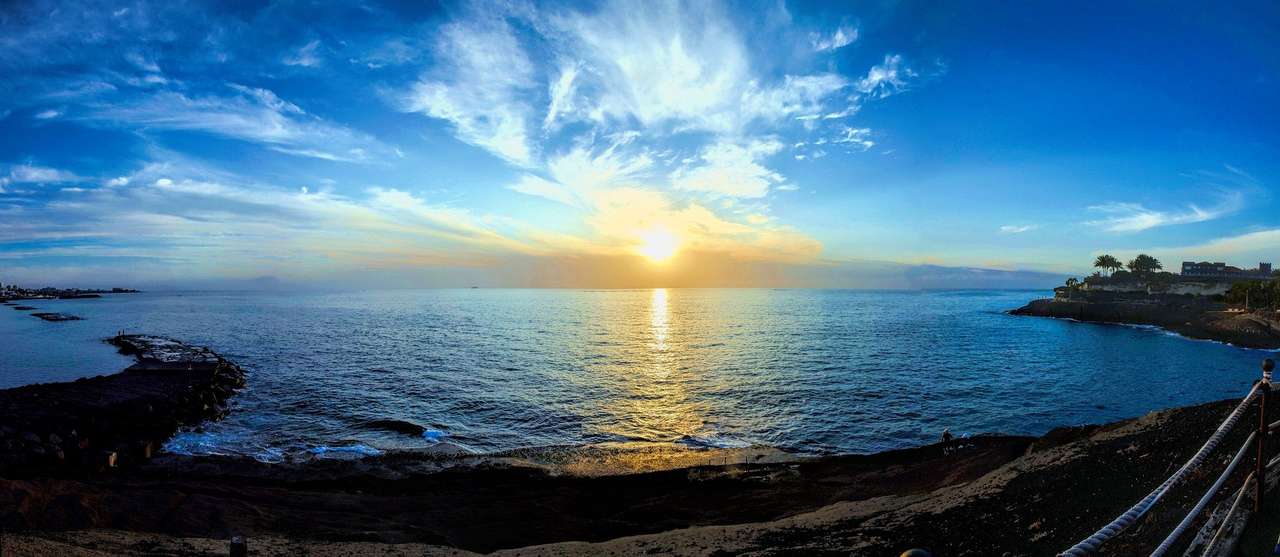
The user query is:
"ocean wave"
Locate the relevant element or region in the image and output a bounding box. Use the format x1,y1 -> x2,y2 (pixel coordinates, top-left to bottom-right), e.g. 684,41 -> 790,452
163,430 -> 286,463
677,427 -> 753,450
308,444 -> 384,458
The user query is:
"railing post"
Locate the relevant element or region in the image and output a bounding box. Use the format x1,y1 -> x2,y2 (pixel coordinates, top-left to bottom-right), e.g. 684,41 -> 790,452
1258,358 -> 1274,513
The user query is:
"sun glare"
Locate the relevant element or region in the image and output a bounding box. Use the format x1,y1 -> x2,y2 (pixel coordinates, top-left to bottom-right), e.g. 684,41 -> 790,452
637,228 -> 679,263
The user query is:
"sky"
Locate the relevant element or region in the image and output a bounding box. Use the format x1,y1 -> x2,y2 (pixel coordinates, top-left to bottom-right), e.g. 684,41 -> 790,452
0,0 -> 1277,289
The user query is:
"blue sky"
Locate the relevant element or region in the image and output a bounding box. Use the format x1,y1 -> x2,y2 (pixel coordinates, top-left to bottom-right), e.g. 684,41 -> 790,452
1,0 -> 1277,288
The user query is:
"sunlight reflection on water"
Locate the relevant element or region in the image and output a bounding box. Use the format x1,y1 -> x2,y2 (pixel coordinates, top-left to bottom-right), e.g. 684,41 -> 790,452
0,288 -> 1271,459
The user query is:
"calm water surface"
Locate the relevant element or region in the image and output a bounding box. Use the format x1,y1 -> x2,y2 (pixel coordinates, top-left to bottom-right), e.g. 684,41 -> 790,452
0,289 -> 1270,460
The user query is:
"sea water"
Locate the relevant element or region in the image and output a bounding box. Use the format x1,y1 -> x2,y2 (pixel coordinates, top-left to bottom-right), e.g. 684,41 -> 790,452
0,289 -> 1269,461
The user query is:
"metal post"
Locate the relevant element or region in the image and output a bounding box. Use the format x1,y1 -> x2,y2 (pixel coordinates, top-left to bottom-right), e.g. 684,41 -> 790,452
1258,358 -> 1274,513
230,535 -> 247,557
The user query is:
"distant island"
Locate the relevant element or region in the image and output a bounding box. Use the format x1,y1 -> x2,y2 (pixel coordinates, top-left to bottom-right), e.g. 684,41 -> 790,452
1011,254 -> 1280,348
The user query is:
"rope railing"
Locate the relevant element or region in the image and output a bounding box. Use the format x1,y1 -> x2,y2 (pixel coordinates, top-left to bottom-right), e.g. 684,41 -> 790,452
1059,357 -> 1276,556
1150,431 -> 1256,556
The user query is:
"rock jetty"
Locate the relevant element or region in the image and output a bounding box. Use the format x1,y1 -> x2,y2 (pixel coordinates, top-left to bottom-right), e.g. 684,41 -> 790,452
0,335 -> 245,476
30,312 -> 82,321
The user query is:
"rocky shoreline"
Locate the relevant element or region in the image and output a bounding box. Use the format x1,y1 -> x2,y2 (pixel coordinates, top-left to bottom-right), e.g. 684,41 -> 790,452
3,299 -> 86,322
1010,294 -> 1280,349
2,335 -> 1278,555
0,335 -> 245,476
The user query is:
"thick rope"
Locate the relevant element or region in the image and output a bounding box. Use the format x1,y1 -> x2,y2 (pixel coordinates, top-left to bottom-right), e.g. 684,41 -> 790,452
1059,384 -> 1261,556
1149,431 -> 1256,556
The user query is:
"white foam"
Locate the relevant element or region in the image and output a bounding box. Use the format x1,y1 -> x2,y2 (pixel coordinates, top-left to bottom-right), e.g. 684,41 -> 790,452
308,444 -> 383,458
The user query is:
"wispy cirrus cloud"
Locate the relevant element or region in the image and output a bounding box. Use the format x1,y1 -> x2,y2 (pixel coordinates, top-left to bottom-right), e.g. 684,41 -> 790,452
670,139 -> 787,198
0,164 -> 81,191
283,40 -> 323,68
999,224 -> 1038,234
394,0 -> 936,264
402,1 -> 917,169
856,54 -> 915,99
400,15 -> 537,166
810,26 -> 858,52
81,84 -> 392,162
1086,190 -> 1244,232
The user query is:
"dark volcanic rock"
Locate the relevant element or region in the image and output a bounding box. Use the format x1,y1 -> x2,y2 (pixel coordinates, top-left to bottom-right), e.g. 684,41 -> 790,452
12,305 -> 37,311
0,335 -> 246,477
30,313 -> 82,322
1010,296 -> 1280,349
360,419 -> 428,436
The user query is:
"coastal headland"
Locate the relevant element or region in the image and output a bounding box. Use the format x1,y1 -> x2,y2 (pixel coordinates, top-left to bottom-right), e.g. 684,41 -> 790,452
2,336 -> 1277,555
1010,291 -> 1280,349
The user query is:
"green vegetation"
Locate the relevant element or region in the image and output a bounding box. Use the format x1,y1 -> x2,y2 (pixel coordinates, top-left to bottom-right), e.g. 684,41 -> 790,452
1126,254 -> 1163,275
1081,254 -> 1174,288
1225,280 -> 1280,309
1093,254 -> 1123,276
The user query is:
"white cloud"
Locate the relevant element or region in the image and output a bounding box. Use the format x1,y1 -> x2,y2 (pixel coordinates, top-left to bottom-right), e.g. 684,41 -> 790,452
283,40 -> 323,67
544,62 -> 581,131
833,126 -> 874,150
856,54 -> 915,99
81,85 -> 387,162
742,73 -> 850,123
124,51 -> 161,73
511,174 -> 580,208
1086,191 -> 1243,232
510,141 -> 655,208
546,3 -> 854,136
553,1 -> 752,133
999,224 -> 1038,234
402,17 -> 536,166
1,164 -> 79,187
670,139 -> 786,198
1171,229 -> 1280,256
34,108 -> 62,119
810,26 -> 858,52
351,37 -> 422,69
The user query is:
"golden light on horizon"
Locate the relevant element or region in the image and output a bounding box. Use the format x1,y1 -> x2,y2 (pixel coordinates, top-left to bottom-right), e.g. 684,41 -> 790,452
637,227 -> 679,263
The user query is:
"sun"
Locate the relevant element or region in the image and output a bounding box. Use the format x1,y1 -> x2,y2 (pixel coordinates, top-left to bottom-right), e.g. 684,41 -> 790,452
637,228 -> 680,263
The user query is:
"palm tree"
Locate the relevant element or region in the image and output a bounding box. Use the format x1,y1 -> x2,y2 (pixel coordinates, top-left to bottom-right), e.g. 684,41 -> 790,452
1063,277 -> 1080,300
1127,254 -> 1163,276
1094,254 -> 1123,277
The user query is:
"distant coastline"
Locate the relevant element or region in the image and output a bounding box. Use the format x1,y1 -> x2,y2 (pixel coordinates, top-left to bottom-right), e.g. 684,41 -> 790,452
0,283 -> 140,323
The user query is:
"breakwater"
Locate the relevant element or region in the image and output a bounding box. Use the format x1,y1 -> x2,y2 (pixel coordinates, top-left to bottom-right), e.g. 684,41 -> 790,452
0,335 -> 245,476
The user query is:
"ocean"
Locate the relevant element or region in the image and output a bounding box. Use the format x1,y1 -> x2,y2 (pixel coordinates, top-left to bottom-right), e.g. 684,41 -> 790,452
0,289 -> 1270,461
